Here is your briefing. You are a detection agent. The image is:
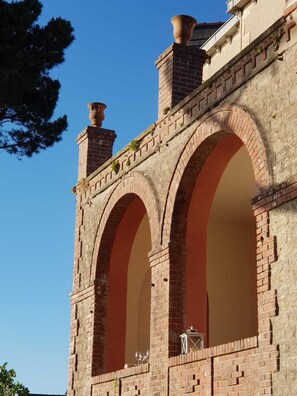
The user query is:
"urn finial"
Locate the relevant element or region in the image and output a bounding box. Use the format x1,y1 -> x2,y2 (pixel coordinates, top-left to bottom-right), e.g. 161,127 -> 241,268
88,102 -> 106,127
170,15 -> 197,45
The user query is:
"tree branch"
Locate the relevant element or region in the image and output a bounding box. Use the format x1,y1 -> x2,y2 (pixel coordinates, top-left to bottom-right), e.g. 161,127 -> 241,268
0,142 -> 21,150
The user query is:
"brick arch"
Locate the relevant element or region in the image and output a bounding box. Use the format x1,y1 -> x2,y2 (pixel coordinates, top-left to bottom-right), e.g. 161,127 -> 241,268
161,105 -> 270,356
90,171 -> 160,375
90,171 -> 161,281
162,105 -> 270,245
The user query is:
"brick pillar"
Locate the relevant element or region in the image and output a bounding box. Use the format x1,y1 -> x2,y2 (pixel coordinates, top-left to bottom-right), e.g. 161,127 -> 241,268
76,126 -> 116,180
149,247 -> 170,395
155,43 -> 206,118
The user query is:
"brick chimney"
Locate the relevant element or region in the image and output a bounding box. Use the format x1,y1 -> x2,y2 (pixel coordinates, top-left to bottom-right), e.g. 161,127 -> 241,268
76,102 -> 116,180
155,15 -> 207,118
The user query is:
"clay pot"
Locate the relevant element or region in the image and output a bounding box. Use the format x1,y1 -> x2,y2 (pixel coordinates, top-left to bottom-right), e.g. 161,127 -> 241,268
88,102 -> 106,127
170,15 -> 197,45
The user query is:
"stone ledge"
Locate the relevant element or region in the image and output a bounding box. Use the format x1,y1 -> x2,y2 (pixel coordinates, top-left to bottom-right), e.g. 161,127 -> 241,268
168,335 -> 258,367
90,363 -> 149,385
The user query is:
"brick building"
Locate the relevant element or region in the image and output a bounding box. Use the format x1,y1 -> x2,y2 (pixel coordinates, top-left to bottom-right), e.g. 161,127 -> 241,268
68,0 -> 297,394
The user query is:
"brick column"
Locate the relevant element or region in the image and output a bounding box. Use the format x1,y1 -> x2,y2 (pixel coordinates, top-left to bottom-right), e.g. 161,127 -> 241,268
155,43 -> 206,118
76,126 -> 116,180
148,242 -> 186,395
148,246 -> 171,395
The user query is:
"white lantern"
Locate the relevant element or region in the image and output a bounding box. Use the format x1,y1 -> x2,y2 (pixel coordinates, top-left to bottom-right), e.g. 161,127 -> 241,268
180,326 -> 204,354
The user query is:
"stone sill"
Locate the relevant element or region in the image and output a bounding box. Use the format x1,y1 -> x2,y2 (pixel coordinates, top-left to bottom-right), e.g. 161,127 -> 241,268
91,363 -> 149,385
169,335 -> 258,367
90,337 -> 258,385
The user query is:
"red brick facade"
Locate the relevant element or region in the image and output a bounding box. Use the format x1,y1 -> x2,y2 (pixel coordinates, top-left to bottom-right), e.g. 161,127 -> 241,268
156,44 -> 206,119
76,126 -> 116,180
68,5 -> 297,395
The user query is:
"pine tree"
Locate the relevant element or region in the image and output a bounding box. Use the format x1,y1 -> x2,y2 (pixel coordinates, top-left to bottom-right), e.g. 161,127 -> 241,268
0,0 -> 74,156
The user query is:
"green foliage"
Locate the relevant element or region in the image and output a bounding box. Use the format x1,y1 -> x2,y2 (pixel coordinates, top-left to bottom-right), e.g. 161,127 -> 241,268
0,362 -> 29,396
127,139 -> 139,152
255,46 -> 262,54
162,107 -> 170,115
113,377 -> 119,391
0,0 -> 74,157
111,160 -> 120,174
273,29 -> 281,50
72,178 -> 89,195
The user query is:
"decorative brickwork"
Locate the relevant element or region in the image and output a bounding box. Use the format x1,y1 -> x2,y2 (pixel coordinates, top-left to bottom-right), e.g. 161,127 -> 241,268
90,171 -> 161,281
170,359 -> 212,395
169,340 -> 279,395
86,172 -> 160,376
162,105 -> 271,246
91,366 -> 149,396
213,346 -> 279,395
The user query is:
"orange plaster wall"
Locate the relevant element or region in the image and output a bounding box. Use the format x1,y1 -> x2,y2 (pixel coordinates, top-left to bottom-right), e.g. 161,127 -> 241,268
207,146 -> 257,345
186,135 -> 243,343
207,222 -> 257,345
125,214 -> 151,364
105,197 -> 146,372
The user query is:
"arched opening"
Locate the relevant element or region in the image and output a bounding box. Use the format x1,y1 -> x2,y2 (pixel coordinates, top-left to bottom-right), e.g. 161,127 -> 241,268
167,132 -> 259,354
94,194 -> 152,374
207,146 -> 257,345
125,213 -> 151,364
185,135 -> 257,347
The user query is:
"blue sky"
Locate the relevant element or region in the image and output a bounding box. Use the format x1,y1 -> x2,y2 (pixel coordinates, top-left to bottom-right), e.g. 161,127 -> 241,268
0,1 -> 228,393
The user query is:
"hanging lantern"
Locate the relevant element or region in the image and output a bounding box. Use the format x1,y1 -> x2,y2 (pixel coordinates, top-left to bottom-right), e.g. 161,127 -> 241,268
180,326 -> 205,354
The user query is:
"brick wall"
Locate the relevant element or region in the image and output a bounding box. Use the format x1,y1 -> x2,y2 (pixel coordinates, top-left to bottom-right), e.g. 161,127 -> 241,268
76,126 -> 116,180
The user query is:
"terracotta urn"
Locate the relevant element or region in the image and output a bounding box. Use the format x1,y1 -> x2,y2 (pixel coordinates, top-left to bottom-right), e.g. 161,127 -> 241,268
170,15 -> 197,45
88,102 -> 106,127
